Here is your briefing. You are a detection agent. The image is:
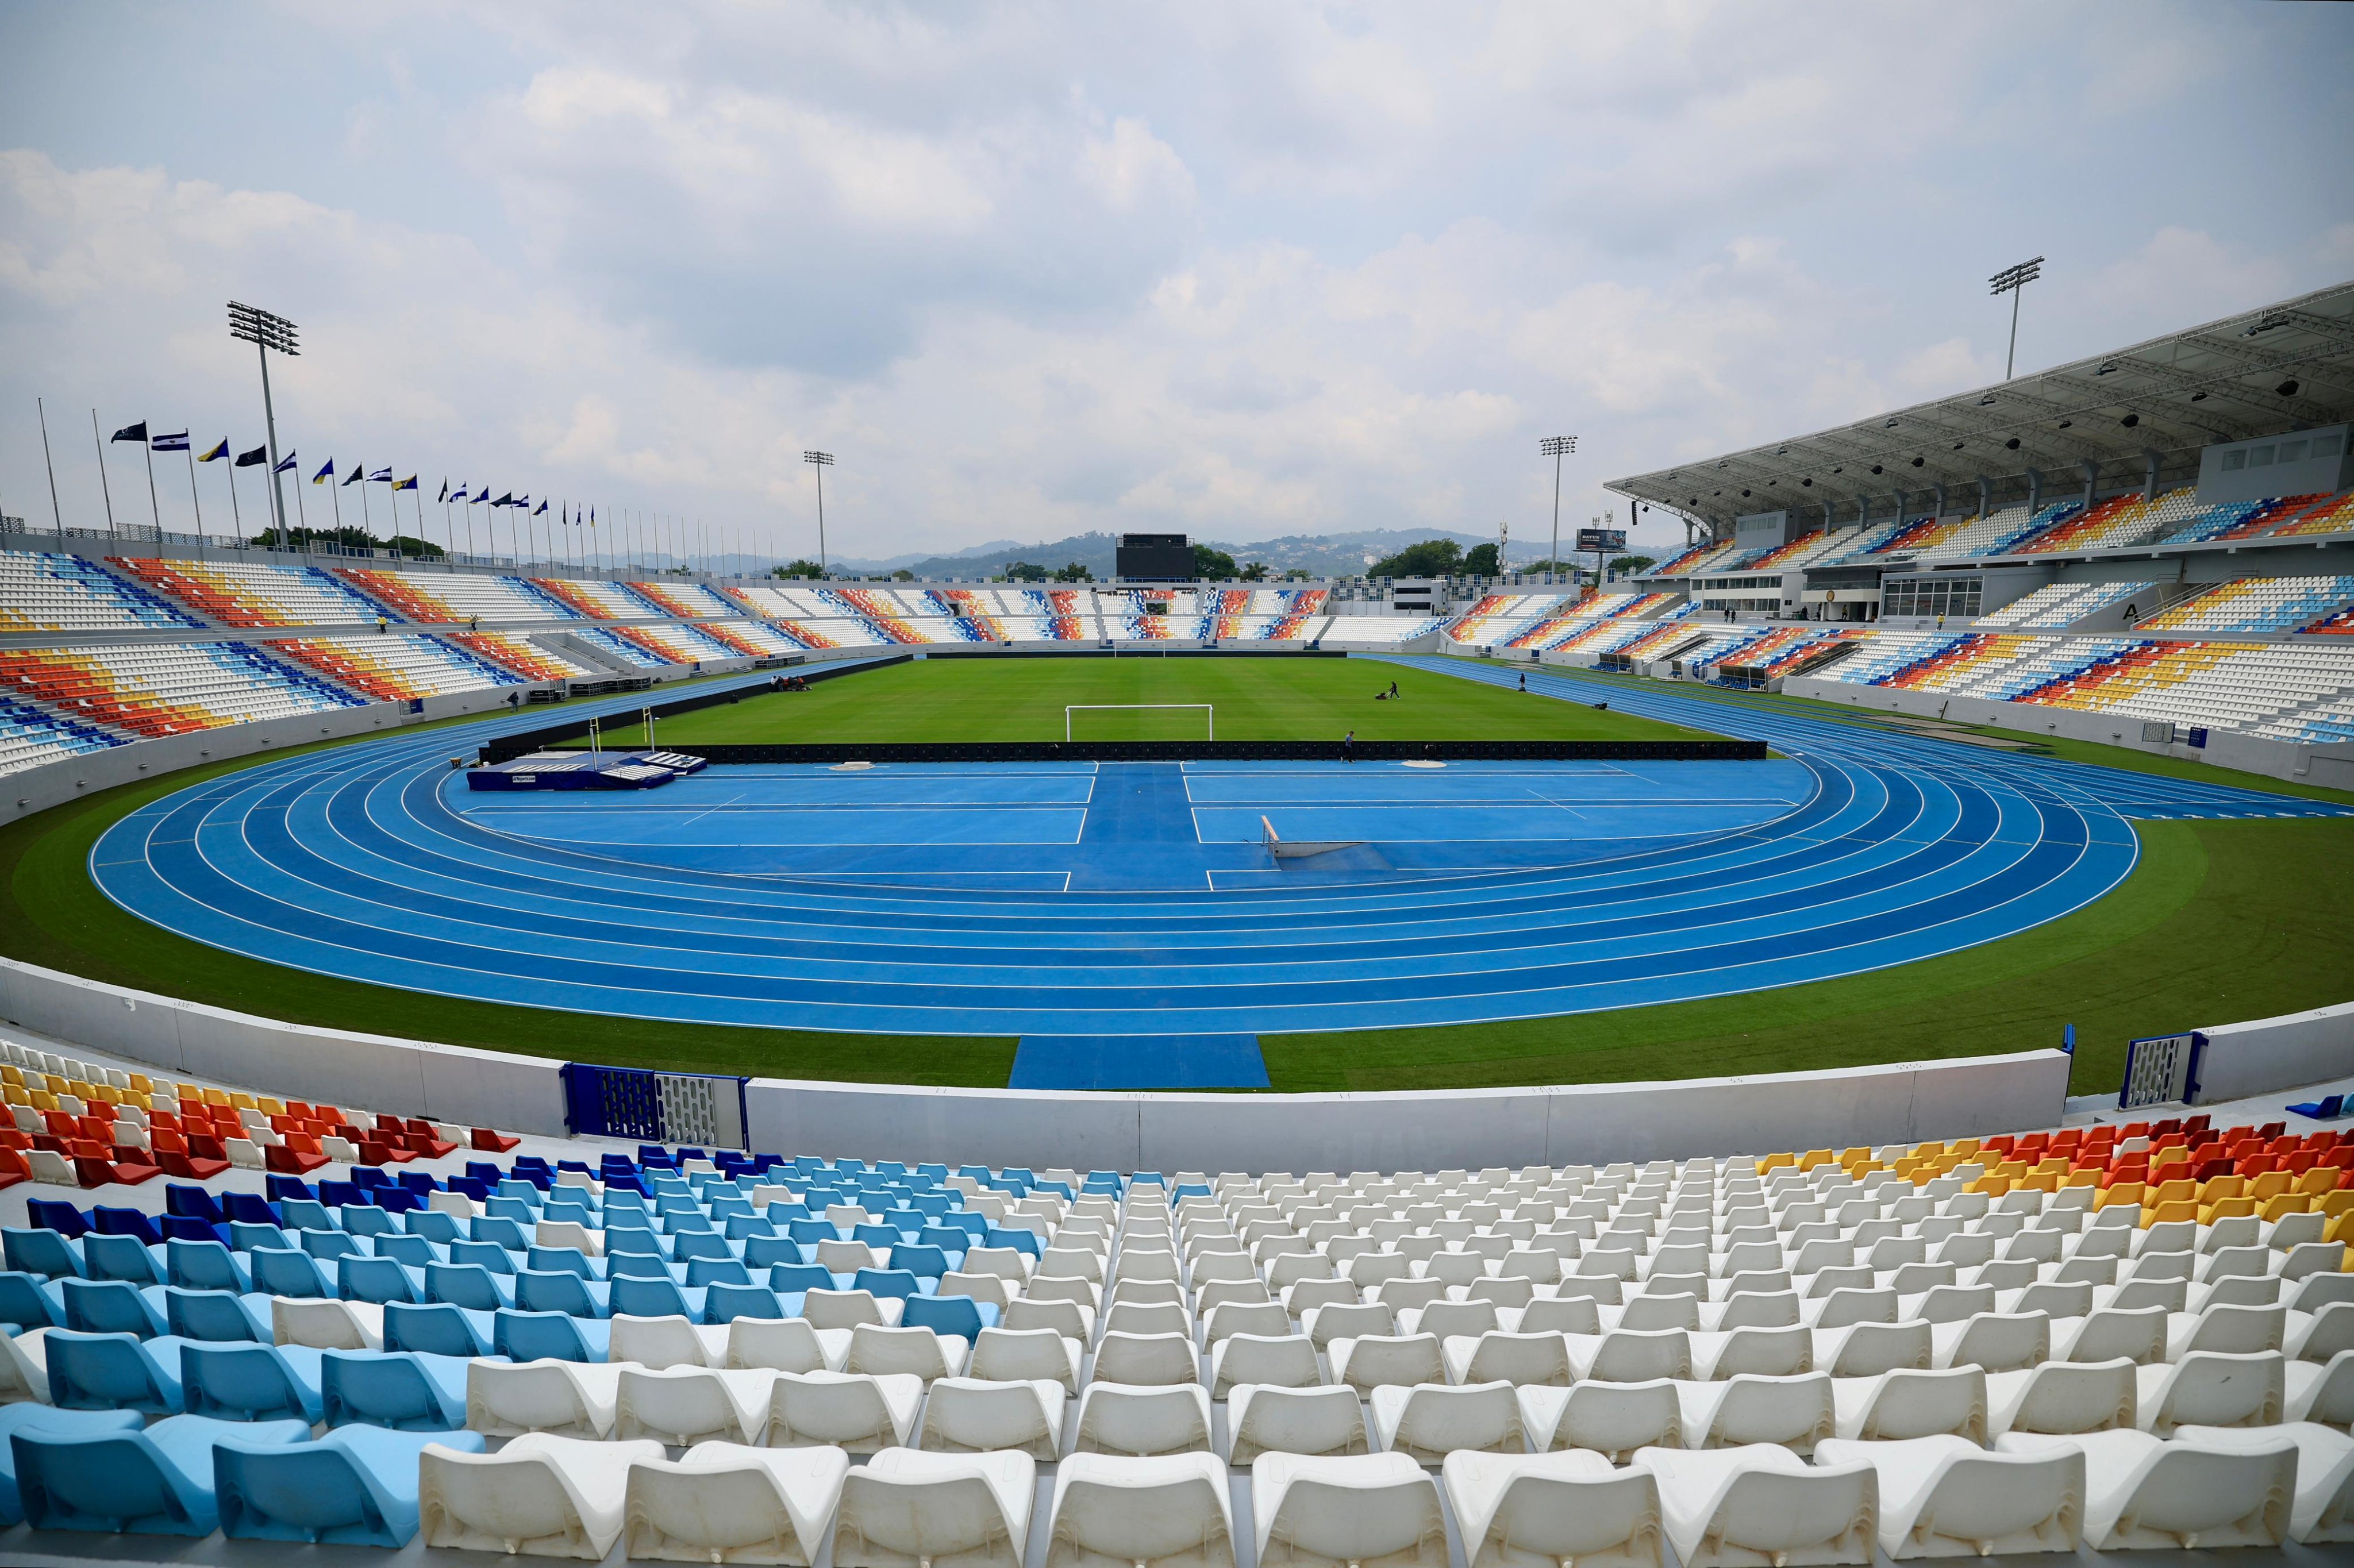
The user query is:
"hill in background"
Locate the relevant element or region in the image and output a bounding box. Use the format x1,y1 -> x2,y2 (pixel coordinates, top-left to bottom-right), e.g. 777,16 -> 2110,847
832,526 -> 1498,580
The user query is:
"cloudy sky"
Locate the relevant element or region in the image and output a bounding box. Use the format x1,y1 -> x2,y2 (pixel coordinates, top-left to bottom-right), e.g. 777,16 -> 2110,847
2,1 -> 2349,564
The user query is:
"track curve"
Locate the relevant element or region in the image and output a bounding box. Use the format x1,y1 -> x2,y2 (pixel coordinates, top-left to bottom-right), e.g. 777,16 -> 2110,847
89,658 -> 2345,1037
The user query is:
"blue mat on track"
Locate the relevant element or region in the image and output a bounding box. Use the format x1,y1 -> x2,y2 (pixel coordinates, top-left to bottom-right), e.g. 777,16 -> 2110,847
1011,1034 -> 1270,1090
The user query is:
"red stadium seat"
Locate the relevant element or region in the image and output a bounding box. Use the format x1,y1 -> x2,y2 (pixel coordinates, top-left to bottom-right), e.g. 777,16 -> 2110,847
266,1141 -> 329,1175
471,1127 -> 521,1153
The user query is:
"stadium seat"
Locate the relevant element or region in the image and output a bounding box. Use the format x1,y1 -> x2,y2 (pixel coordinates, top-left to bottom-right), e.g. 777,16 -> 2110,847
1998,1427 -> 2294,1548
1074,1380 -> 1215,1457
622,1442 -> 851,1565
833,1447 -> 1036,1568
1045,1451 -> 1234,1568
217,1423 -> 484,1547
14,1411 -> 310,1536
1251,1451 -> 1446,1568
1815,1434 -> 2082,1558
1441,1450 -> 1666,1568
420,1431 -> 659,1557
1637,1444 -> 1878,1568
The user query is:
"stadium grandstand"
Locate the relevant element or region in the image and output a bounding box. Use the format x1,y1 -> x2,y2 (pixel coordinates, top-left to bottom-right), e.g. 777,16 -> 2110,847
9,276 -> 2354,1568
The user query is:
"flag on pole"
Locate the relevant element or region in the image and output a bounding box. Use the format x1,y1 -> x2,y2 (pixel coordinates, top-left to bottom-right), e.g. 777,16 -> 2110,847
395,476 -> 417,491
313,458 -> 334,483
273,452 -> 299,474
437,480 -> 448,503
110,421 -> 148,443
369,468 -> 393,483
493,492 -> 516,507
151,431 -> 190,453
343,465 -> 364,487
234,445 -> 268,467
198,440 -> 229,463
534,499 -> 548,516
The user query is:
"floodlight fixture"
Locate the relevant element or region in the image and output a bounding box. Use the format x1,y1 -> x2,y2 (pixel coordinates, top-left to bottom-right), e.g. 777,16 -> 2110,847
228,301 -> 299,538
1540,436 -> 1576,576
1988,256 -> 2044,380
803,450 -> 834,572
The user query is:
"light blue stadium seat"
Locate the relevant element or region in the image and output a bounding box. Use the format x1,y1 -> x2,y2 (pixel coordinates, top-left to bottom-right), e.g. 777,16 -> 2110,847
0,1404 -> 145,1524
524,1244 -> 601,1280
609,1276 -> 705,1320
340,1205 -> 398,1238
514,1269 -> 611,1319
226,1220 -> 294,1253
0,1272 -> 63,1329
902,1293 -> 995,1339
58,1277 -> 168,1338
684,1257 -> 754,1289
984,1227 -> 1043,1259
43,1328 -> 199,1414
218,1421 -> 483,1547
705,1283 -> 786,1322
892,1243 -> 955,1281
853,1267 -> 928,1301
369,1233 -> 443,1269
80,1234 -> 166,1285
160,1286 -> 274,1343
472,1215 -> 531,1249
382,1300 -> 495,1358
450,1239 -> 519,1274
247,1246 -> 333,1300
494,1308 -> 611,1363
180,1341 -> 326,1423
319,1348 -> 471,1430
278,1198 -> 339,1232
743,1235 -> 802,1269
14,1412 -> 309,1535
2,1228 -> 84,1280
425,1261 -> 516,1312
301,1230 -> 365,1262
337,1255 -> 425,1305
164,1238 -> 251,1292
403,1209 -> 464,1245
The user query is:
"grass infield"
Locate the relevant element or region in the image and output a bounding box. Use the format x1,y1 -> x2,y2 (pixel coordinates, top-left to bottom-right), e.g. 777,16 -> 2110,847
582,654 -> 1710,746
2,653 -> 2346,1096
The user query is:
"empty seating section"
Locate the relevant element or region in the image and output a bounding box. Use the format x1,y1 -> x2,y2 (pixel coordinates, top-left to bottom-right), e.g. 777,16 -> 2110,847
264,636 -> 524,701
598,623 -> 737,664
0,642 -> 361,739
1317,617 -> 1438,648
1444,595 -> 1567,644
2138,576 -> 2354,635
1978,581 -> 2156,629
2017,642 -> 2354,733
1651,540 -> 1737,576
107,557 -> 376,627
1742,530 -> 1852,571
445,633 -> 597,682
337,568 -> 576,625
2015,490 -> 2199,554
10,1076 -> 2354,1560
572,627 -> 676,667
2276,492 -> 2354,537
629,582 -> 734,618
0,552 -> 201,632
529,577 -> 658,619
0,697 -> 126,779
1875,633 -> 2040,692
1709,626 -> 1863,681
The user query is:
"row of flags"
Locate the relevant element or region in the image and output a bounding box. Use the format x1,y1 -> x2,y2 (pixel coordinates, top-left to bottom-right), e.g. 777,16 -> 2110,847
116,420 -> 298,473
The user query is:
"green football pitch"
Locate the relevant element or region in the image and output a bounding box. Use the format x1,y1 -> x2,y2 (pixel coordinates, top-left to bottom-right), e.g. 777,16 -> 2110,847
580,654 -> 1715,746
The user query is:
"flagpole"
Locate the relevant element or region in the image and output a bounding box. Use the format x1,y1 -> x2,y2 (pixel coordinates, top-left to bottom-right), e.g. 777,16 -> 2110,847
328,463 -> 342,540
90,410 -> 117,539
226,456 -> 241,541
141,434 -> 161,535
291,460 -> 306,539
358,471 -> 370,546
186,448 -> 204,549
37,399 -> 63,532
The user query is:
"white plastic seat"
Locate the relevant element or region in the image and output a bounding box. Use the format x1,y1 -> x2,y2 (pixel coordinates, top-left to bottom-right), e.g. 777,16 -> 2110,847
421,1432 -> 662,1559
921,1376 -> 1067,1458
1199,1331 -> 1312,1396
845,1323 -> 969,1381
612,1313 -> 728,1369
1688,1325 -> 1809,1380
2288,1347 -> 2354,1426
2291,1302 -> 2354,1361
622,1442 -> 849,1565
616,1365 -> 777,1446
1006,1296 -> 1094,1340
2133,1349 -> 2283,1434
1567,1328 -> 1691,1383
834,1448 -> 1036,1568
2165,1302 -> 2285,1358
1674,1373 -> 1834,1452
729,1316 -> 850,1373
272,1296 -> 382,1351
1441,1331 -> 1572,1388
1516,1380 -> 1680,1462
1094,1330 -> 1200,1386
468,1358 -> 624,1439
1829,1366 -> 1984,1442
1367,1380 -> 1523,1462
1074,1381 -> 1214,1456
2052,1303 -> 2165,1364
2178,1420 -> 2354,1544
1227,1384 -> 1368,1463
1984,1355 -> 2136,1436
1045,1451 -> 1234,1568
1636,1443 -> 1877,1567
803,1289 -> 905,1329
1815,1434 -> 2081,1559
764,1369 -> 924,1452
967,1326 -> 1080,1392
1928,1310 -> 2046,1372
1997,1427 -> 2294,1549
1329,1334 -> 1445,1392
1441,1449 -> 1663,1568
1251,1451 -> 1446,1568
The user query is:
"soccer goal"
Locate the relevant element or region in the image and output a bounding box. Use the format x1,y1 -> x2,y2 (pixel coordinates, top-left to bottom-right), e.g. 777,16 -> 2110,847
1065,703 -> 1214,741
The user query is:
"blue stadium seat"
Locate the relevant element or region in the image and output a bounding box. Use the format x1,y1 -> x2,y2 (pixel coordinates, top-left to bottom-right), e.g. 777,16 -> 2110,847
14,1413 -> 309,1536
320,1348 -> 471,1430
0,1405 -> 144,1525
180,1340 -> 326,1423
218,1423 -> 484,1547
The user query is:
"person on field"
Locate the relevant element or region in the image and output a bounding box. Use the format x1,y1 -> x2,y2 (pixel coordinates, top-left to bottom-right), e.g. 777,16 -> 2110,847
1518,671 -> 1527,692
1342,730 -> 1356,763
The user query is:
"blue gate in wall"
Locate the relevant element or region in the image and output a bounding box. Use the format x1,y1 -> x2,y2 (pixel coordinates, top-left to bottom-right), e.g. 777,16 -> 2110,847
562,1064 -> 750,1149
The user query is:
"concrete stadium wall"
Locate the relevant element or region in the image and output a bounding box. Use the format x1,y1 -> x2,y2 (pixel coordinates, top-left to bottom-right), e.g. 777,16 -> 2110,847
1784,674 -> 2354,791
741,1049 -> 2075,1173
2193,1000 -> 2354,1106
0,956 -> 569,1136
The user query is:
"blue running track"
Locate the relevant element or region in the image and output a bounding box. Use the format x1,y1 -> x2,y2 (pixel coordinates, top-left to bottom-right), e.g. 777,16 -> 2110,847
89,658 -> 2352,1038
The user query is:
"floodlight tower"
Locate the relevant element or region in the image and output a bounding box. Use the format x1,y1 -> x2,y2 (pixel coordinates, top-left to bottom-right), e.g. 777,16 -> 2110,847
1989,257 -> 2043,381
1540,436 -> 1575,580
803,450 -> 834,574
227,302 -> 299,540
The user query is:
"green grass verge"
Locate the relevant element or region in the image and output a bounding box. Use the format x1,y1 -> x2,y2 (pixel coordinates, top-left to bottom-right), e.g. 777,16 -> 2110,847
5,652 -> 2348,1095
588,654 -> 1711,746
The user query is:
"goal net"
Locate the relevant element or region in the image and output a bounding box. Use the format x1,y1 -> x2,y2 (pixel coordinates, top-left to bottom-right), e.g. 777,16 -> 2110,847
1065,703 -> 1214,741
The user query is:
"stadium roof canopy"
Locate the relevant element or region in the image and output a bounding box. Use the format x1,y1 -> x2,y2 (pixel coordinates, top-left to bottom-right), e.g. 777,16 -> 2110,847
1606,279 -> 2354,536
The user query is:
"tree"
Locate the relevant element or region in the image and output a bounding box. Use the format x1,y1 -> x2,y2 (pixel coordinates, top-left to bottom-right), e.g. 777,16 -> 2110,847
1611,554 -> 1657,577
1003,560 -> 1048,581
1191,543 -> 1238,579
1238,561 -> 1269,581
1461,542 -> 1501,576
387,534 -> 445,560
890,568 -> 916,581
1052,561 -> 1094,582
1368,538 -> 1462,578
1283,568 -> 1313,580
775,559 -> 826,579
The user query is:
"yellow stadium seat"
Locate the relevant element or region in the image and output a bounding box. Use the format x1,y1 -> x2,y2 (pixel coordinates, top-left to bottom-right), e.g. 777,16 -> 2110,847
2295,1169 -> 2343,1196
1948,1139 -> 1980,1159
2199,1196 -> 2259,1225
127,1073 -> 151,1093
2144,1199 -> 2199,1227
1797,1149 -> 1835,1172
1756,1153 -> 1795,1174
2015,1170 -> 2061,1194
2318,1189 -> 2354,1220
0,1064 -> 18,1085
2251,1172 -> 2294,1201
228,1092 -> 256,1111
2261,1193 -> 2315,1224
202,1087 -> 230,1107
2062,1168 -> 2100,1188
2095,1182 -> 2145,1210
28,1092 -> 56,1113
259,1097 -> 286,1117
2149,1145 -> 2191,1173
